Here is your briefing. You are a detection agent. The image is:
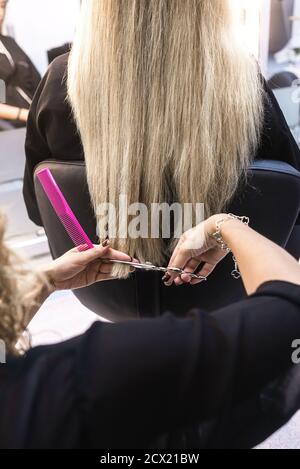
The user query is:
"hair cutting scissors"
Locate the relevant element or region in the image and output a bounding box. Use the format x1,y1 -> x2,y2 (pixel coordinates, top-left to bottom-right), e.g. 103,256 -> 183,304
103,259 -> 207,281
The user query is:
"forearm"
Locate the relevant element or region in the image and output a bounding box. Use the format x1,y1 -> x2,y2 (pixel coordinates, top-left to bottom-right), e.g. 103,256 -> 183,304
217,218 -> 300,294
23,279 -> 54,328
0,103 -> 28,122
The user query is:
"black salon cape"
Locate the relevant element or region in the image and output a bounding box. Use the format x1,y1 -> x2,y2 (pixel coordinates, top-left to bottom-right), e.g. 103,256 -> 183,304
23,53 -> 300,226
0,281 -> 300,449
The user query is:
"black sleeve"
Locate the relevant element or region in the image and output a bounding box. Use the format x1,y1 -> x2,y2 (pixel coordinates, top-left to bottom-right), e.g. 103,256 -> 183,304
23,53 -> 83,226
257,80 -> 300,171
76,281 -> 300,448
8,37 -> 41,90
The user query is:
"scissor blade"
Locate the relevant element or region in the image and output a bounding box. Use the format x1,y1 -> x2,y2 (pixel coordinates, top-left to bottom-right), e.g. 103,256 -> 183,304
103,259 -> 156,270
103,259 -> 207,280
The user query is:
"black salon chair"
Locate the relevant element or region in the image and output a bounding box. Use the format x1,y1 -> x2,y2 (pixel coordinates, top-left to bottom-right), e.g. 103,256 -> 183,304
34,160 -> 300,322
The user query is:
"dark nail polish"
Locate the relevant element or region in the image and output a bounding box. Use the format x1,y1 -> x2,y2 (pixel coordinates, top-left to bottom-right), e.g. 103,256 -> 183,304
102,239 -> 110,247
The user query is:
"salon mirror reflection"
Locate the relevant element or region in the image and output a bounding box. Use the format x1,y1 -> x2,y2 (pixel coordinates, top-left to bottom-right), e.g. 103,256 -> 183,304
0,0 -> 80,131
0,0 -> 80,259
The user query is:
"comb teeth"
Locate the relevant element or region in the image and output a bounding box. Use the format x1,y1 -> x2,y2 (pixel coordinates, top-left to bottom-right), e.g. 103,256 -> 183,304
60,214 -> 92,251
37,168 -> 94,251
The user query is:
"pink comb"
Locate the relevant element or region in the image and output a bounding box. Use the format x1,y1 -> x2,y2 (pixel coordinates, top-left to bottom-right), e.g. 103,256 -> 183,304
37,168 -> 94,252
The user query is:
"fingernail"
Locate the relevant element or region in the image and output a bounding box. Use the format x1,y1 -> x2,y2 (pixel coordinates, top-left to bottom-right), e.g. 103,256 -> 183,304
102,239 -> 110,247
162,273 -> 171,283
163,274 -> 173,286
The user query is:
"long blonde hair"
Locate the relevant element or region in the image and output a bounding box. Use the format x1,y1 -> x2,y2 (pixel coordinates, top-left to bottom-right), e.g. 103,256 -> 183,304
68,0 -> 264,274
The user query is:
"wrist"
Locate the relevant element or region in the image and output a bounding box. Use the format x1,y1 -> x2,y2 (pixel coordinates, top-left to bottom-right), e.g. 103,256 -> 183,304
207,213 -> 249,237
40,280 -> 54,303
206,214 -> 227,237
206,214 -> 250,280
17,108 -> 29,122
39,265 -> 57,295
16,108 -> 22,120
219,217 -> 249,245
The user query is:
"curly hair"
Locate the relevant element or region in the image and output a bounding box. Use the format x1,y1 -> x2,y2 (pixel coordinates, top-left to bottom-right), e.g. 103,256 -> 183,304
0,212 -> 46,356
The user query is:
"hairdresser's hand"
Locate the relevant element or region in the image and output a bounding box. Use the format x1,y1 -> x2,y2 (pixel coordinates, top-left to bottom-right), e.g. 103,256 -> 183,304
164,215 -> 229,286
42,241 -> 135,291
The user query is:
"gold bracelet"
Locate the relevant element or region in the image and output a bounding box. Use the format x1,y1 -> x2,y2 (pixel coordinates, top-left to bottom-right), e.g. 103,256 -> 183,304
16,108 -> 22,121
210,213 -> 250,279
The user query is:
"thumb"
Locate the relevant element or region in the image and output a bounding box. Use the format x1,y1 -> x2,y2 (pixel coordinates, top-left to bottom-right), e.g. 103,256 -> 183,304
75,244 -> 110,264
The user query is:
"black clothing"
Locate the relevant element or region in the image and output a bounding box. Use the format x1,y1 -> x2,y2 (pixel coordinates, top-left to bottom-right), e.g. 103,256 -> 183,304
24,54 -> 83,224
23,53 -> 300,227
0,281 -> 300,449
0,34 -> 41,127
47,43 -> 72,65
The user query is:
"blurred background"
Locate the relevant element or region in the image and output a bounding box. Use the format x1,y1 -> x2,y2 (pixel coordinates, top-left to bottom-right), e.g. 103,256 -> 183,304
0,0 -> 80,262
4,0 -> 80,75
